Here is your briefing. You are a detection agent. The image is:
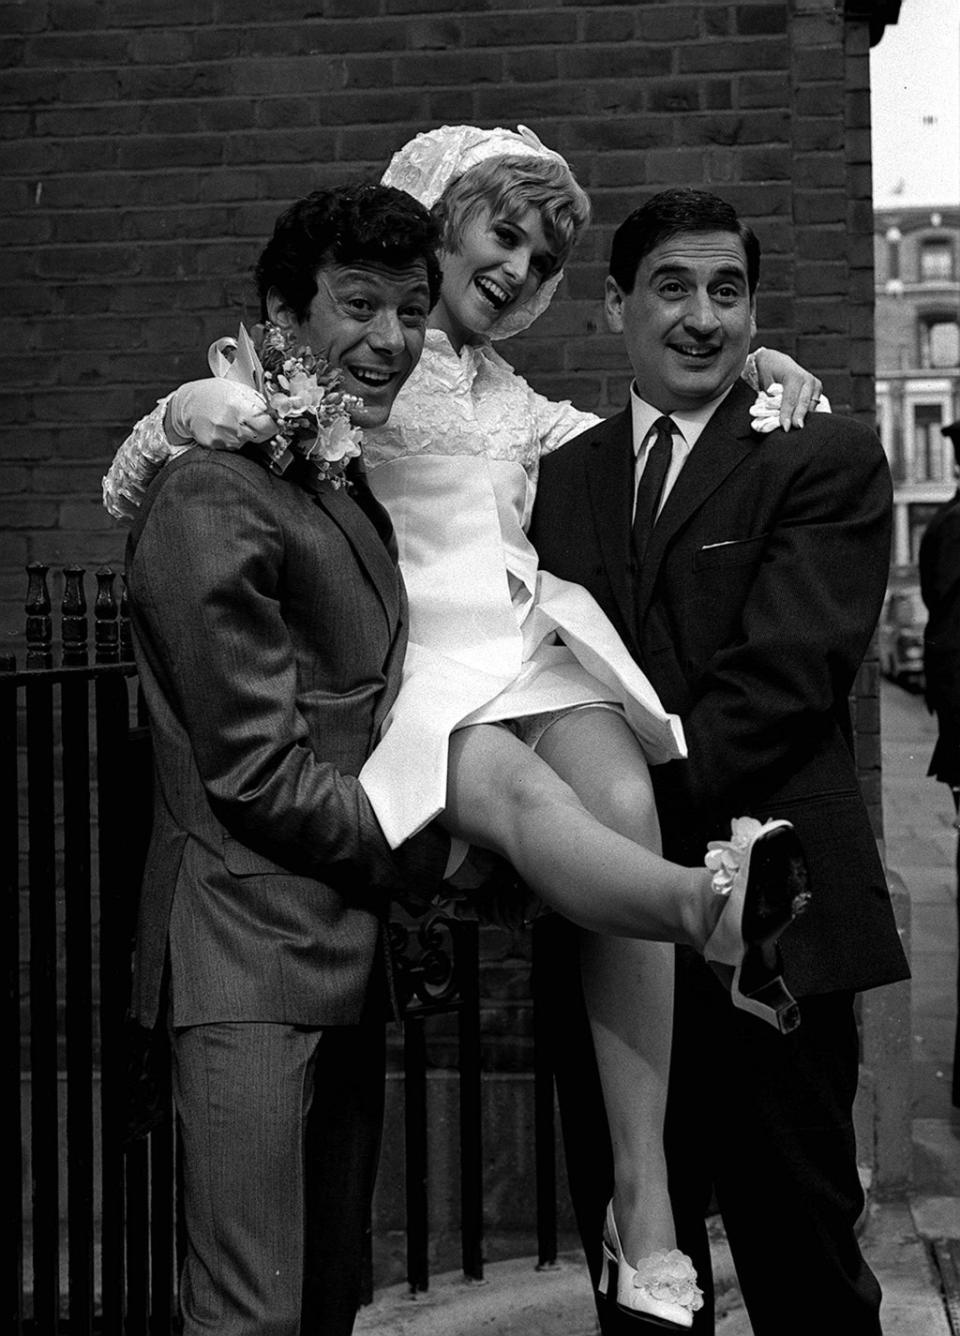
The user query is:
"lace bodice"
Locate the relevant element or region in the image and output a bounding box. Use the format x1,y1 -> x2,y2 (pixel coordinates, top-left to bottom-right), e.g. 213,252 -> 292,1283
362,329 -> 601,484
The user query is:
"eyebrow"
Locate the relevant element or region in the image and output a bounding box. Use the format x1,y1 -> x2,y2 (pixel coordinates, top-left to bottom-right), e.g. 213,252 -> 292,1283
649,262 -> 747,283
333,267 -> 431,294
494,213 -> 557,253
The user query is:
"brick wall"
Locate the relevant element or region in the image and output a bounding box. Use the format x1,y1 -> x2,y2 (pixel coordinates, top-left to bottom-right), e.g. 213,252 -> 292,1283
3,0 -> 881,652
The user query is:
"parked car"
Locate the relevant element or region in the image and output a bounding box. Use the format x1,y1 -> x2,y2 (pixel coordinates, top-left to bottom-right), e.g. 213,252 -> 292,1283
878,586 -> 927,691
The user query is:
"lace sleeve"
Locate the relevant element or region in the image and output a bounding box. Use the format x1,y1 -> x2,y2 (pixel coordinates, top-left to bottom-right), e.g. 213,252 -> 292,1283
525,377 -> 601,458
102,396 -> 190,520
538,398 -> 603,456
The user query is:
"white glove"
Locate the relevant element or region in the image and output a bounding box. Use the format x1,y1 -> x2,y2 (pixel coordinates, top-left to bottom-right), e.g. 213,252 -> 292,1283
165,378 -> 276,450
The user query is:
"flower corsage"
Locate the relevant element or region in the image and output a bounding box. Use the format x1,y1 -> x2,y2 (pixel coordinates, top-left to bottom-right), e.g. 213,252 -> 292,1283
233,322 -> 364,488
750,382 -> 831,435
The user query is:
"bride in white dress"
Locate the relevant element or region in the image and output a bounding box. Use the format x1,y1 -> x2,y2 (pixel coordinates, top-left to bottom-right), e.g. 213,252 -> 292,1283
103,127 -> 821,1329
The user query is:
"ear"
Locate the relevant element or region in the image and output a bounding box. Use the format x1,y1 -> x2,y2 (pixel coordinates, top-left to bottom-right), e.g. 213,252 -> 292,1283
749,296 -> 757,341
604,276 -> 625,334
266,286 -> 297,333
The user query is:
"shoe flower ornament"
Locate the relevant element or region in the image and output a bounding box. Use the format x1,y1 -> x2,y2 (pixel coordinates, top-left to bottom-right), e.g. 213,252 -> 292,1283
632,1249 -> 704,1317
705,815 -> 768,895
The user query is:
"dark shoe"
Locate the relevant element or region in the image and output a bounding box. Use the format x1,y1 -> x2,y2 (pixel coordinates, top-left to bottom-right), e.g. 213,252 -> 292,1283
703,818 -> 811,1033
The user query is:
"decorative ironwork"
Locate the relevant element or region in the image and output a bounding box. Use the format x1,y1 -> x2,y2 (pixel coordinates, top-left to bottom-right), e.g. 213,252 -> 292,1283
61,565 -> 88,666
25,561 -> 52,669
9,563 -> 134,674
388,913 -> 466,1012
94,567 -> 120,664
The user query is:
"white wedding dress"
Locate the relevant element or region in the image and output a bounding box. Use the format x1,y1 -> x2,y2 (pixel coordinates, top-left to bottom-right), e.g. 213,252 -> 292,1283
358,329 -> 685,847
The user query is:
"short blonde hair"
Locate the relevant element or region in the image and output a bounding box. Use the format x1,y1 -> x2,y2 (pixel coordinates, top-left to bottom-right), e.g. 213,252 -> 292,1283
436,153 -> 592,272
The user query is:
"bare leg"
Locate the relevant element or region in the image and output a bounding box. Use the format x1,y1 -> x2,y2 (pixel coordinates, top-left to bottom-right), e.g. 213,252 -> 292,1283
443,721 -> 718,945
535,708 -> 676,1270
442,713 -> 708,1270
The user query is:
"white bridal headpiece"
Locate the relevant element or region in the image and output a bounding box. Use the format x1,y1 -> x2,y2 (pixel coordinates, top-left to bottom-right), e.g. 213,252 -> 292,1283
381,123 -> 575,339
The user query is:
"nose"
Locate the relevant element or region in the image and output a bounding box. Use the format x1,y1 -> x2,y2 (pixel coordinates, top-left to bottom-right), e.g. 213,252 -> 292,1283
502,246 -> 532,287
367,306 -> 405,355
684,290 -> 722,335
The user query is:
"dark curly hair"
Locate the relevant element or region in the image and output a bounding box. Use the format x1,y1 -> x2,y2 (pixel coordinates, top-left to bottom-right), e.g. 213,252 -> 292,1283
609,188 -> 760,295
255,184 -> 443,321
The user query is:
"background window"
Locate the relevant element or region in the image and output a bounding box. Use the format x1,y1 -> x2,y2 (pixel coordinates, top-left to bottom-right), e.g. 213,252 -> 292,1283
913,404 -> 946,482
918,317 -> 960,368
920,239 -> 954,282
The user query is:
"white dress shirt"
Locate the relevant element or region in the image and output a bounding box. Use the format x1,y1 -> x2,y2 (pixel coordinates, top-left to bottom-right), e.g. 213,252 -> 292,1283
629,383 -> 734,520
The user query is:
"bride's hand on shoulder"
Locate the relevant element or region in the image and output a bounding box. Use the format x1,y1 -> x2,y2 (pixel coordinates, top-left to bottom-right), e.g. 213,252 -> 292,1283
165,379 -> 276,450
752,348 -> 825,432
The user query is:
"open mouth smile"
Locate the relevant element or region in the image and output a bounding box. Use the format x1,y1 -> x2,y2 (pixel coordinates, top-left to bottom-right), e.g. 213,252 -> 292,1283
474,276 -> 513,311
670,343 -> 721,361
346,365 -> 397,389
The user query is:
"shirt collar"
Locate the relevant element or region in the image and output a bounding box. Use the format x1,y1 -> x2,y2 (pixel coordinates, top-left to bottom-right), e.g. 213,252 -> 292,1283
629,383 -> 735,456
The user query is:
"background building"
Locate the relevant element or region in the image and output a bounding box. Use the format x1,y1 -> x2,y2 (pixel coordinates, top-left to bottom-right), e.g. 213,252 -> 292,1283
875,205 -> 960,574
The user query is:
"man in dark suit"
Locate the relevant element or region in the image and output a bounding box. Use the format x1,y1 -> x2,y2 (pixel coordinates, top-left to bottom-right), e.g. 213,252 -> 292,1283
126,186 -> 454,1336
918,419 -> 960,1107
529,189 -> 909,1335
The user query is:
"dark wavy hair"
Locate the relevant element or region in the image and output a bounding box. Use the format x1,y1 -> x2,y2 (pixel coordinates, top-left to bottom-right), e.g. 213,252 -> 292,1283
609,188 -> 760,295
255,184 -> 443,321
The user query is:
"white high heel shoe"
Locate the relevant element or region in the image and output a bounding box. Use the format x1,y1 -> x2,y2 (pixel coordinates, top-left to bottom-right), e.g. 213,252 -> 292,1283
598,1201 -> 703,1329
703,816 -> 812,1034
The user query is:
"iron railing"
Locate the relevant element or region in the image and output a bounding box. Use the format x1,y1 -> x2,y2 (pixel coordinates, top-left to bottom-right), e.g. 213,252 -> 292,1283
7,563 -> 556,1334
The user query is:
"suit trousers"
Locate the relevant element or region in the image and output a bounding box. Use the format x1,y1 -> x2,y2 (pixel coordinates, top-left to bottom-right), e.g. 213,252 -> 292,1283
171,1018 -> 385,1336
534,919 -> 883,1336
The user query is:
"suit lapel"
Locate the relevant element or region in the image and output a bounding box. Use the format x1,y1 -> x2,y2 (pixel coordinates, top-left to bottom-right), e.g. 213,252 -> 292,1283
308,471 -> 408,745
635,380 -> 759,622
312,482 -> 402,628
585,408 -> 637,640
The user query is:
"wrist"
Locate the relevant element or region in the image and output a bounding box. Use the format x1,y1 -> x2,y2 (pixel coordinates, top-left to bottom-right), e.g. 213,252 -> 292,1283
162,400 -> 191,447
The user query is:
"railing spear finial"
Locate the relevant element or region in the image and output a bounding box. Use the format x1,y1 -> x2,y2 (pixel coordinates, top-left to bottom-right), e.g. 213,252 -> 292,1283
94,568 -> 120,664
62,566 -> 88,666
25,562 -> 52,669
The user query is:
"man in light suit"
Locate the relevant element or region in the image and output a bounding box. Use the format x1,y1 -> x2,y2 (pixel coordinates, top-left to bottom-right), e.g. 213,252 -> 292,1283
529,189 -> 910,1335
127,185 -> 454,1336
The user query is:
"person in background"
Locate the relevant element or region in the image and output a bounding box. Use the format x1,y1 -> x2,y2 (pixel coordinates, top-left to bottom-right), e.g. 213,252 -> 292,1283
918,419 -> 960,1108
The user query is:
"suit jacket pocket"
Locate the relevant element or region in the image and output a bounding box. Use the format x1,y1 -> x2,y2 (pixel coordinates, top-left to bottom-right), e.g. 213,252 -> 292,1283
693,534 -> 767,570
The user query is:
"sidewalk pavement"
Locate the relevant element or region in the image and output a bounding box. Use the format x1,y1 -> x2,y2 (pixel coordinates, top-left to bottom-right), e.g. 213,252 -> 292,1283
359,680 -> 959,1335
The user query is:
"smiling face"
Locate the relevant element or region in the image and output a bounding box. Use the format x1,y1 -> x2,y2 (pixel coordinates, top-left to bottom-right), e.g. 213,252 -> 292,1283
432,205 -> 558,351
605,230 -> 757,414
267,259 -> 432,428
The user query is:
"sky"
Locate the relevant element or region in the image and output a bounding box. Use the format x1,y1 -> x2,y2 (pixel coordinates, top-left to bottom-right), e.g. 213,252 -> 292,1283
870,0 -> 960,207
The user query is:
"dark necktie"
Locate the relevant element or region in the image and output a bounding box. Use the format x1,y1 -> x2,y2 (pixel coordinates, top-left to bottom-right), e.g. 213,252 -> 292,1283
632,415 -> 675,565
